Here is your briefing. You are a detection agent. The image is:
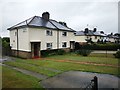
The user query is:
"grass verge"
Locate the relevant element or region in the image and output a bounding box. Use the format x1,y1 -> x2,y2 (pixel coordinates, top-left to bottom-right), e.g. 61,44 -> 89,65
2,66 -> 44,89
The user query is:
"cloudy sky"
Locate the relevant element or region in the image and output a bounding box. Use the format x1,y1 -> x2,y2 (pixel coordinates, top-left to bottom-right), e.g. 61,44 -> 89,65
0,0 -> 119,37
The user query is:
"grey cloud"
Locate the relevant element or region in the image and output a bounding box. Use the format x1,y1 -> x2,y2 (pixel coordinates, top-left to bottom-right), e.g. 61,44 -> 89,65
1,0 -> 119,37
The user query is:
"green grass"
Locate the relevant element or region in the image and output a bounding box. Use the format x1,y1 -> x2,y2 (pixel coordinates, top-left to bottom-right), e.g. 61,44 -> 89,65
4,61 -> 60,77
46,53 -> 118,65
89,53 -> 115,58
2,66 -> 44,89
0,65 -> 2,88
3,54 -> 119,88
3,53 -> 119,88
4,58 -> 119,76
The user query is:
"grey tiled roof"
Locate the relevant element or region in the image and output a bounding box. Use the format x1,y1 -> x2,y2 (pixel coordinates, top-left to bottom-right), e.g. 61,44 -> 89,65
75,30 -> 107,37
75,31 -> 85,36
7,16 -> 75,32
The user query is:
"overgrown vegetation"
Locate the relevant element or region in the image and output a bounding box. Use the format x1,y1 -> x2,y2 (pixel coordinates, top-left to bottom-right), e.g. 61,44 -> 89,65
114,50 -> 120,58
41,49 -> 65,57
75,43 -> 120,51
2,37 -> 11,56
57,49 -> 65,55
75,49 -> 92,56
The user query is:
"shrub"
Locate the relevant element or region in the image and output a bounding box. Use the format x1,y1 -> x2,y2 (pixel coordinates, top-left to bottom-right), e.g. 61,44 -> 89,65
114,51 -> 120,58
57,49 -> 65,55
41,49 -> 66,57
41,50 -> 49,57
80,43 -> 120,51
75,49 -> 92,56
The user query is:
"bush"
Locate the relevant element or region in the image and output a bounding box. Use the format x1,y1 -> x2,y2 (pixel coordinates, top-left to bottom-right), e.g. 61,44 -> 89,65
41,49 -> 66,57
57,49 -> 65,55
114,51 -> 120,58
75,49 -> 92,56
80,43 -> 120,51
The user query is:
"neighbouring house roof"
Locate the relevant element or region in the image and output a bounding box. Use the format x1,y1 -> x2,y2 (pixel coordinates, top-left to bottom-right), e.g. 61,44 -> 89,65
75,29 -> 108,37
7,16 -> 75,32
107,34 -> 120,39
95,31 -> 107,37
84,30 -> 94,36
74,31 -> 85,36
74,30 -> 94,36
93,31 -> 101,36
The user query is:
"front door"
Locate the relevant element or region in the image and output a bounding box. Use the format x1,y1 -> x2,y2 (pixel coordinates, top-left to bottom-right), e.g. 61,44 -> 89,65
31,42 -> 40,58
70,41 -> 75,50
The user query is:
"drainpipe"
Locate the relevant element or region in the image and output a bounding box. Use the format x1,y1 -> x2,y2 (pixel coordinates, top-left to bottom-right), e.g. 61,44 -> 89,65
49,21 -> 60,49
57,30 -> 59,49
16,28 -> 19,57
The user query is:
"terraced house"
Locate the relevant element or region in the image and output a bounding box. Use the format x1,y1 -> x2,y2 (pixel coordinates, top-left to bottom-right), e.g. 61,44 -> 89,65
8,12 -> 75,58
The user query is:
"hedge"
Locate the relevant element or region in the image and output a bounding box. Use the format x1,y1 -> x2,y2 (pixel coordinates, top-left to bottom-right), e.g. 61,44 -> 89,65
77,43 -> 120,51
41,49 -> 66,57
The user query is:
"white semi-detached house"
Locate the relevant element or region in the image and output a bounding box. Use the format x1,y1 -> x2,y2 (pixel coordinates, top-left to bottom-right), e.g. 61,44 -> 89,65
8,12 -> 75,58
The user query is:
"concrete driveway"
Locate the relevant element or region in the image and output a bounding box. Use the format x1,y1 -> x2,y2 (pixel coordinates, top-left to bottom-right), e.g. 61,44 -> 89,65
41,71 -> 119,89
0,56 -> 15,63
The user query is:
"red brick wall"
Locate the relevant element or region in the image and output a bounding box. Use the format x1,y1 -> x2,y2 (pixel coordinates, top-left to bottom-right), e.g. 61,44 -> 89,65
11,50 -> 31,59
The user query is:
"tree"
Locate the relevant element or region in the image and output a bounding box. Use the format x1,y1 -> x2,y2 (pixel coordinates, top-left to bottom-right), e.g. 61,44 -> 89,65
2,37 -> 11,56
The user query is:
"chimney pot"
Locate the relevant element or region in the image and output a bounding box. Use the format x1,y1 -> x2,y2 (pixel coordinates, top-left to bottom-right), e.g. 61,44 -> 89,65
93,28 -> 97,32
84,28 -> 88,33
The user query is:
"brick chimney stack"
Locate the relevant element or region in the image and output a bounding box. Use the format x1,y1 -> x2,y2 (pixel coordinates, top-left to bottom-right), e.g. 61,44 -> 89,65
42,12 -> 50,20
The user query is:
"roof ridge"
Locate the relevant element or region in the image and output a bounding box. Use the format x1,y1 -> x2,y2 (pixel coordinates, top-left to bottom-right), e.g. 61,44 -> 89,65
7,16 -> 35,30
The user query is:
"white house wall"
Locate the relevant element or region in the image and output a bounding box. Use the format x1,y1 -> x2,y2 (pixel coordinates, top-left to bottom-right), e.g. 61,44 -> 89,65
10,30 -> 17,50
28,28 -> 75,50
91,36 -> 101,42
29,28 -> 57,50
59,31 -> 74,48
74,36 -> 87,42
109,38 -> 115,42
10,28 -> 30,52
18,28 -> 30,52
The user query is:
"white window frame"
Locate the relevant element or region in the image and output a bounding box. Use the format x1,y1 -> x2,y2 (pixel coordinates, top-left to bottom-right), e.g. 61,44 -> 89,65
46,43 -> 52,49
46,30 -> 53,36
62,31 -> 67,36
62,42 -> 67,48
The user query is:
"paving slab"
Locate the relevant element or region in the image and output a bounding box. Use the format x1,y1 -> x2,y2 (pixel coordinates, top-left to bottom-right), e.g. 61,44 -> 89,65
41,71 -> 119,89
0,56 -> 16,63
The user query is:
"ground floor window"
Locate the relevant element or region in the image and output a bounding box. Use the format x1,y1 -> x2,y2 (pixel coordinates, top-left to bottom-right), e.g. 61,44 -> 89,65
62,42 -> 67,47
46,43 -> 52,49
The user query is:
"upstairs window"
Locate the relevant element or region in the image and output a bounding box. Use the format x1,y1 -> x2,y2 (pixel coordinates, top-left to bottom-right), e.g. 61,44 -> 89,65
46,30 -> 52,36
62,42 -> 67,47
95,36 -> 97,39
62,31 -> 67,36
46,43 -> 52,49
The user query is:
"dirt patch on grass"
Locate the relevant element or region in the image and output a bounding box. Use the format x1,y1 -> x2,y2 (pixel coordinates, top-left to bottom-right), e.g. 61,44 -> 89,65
42,58 -> 119,68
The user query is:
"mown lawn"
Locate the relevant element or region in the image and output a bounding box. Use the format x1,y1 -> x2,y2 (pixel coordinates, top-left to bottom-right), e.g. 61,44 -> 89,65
4,54 -> 119,76
3,53 -> 119,88
4,61 -> 60,77
46,53 -> 118,65
2,66 -> 44,89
